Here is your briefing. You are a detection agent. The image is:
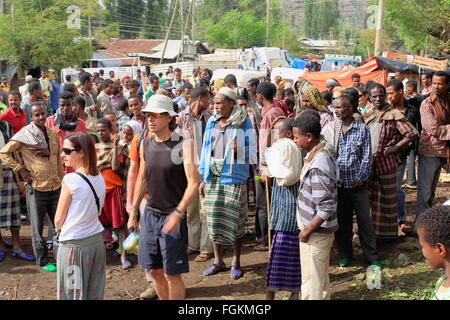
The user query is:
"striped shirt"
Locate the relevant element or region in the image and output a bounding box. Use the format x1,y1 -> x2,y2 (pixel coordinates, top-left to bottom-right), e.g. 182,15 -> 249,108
270,180 -> 300,233
297,144 -> 338,235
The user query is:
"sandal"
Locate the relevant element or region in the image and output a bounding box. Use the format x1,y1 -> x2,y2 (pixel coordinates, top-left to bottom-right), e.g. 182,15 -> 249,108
12,250 -> 35,261
41,262 -> 57,272
0,249 -> 4,262
186,248 -> 198,255
203,263 -> 226,276
253,244 -> 269,252
194,253 -> 212,262
121,257 -> 132,270
230,264 -> 243,279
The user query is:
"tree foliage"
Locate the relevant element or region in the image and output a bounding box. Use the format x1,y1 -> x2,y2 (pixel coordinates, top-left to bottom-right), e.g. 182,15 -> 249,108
383,0 -> 450,55
303,0 -> 340,39
0,0 -> 93,71
199,10 -> 265,48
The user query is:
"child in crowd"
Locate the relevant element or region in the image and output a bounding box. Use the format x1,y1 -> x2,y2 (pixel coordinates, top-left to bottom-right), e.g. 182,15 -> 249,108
285,97 -> 295,117
265,118 -> 303,300
113,120 -> 142,208
104,111 -> 118,135
416,206 -> 450,300
293,109 -> 338,300
95,118 -> 131,269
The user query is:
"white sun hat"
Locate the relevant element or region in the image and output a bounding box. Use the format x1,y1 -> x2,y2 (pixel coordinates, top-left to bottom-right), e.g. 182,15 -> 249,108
142,94 -> 177,116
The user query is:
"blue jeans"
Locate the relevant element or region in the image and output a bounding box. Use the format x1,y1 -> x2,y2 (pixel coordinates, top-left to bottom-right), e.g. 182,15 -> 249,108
406,150 -> 417,186
397,160 -> 407,223
415,155 -> 446,224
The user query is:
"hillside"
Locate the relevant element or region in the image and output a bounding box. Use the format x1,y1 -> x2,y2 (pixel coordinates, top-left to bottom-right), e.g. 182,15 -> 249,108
281,0 -> 368,34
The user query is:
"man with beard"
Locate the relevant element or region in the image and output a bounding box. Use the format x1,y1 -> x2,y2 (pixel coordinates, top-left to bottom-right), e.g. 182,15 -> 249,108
365,84 -> 418,243
322,87 -> 379,268
254,82 -> 284,251
79,73 -> 101,119
178,87 -> 213,262
416,71 -> 450,224
0,102 -> 64,272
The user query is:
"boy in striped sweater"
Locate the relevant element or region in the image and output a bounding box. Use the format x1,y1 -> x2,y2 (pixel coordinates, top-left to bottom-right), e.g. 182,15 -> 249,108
293,109 -> 338,300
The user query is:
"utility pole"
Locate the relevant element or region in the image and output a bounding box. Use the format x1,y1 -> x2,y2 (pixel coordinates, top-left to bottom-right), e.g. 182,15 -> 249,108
88,1 -> 92,67
160,0 -> 179,65
177,0 -> 184,62
11,0 -> 15,34
191,0 -> 195,44
374,0 -> 384,56
265,0 -> 269,47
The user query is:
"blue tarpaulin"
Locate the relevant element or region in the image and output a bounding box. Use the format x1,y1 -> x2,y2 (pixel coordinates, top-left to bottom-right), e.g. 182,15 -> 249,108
289,57 -> 308,70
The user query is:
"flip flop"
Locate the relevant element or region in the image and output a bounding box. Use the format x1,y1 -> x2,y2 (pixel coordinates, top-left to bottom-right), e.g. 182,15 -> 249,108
0,249 -> 5,262
203,263 -> 226,276
253,244 -> 269,252
12,250 -> 35,261
121,257 -> 132,270
230,264 -> 243,279
194,253 -> 212,262
41,262 -> 57,272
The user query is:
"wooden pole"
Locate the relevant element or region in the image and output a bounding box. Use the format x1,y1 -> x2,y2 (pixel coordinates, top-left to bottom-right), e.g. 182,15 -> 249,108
374,0 -> 384,56
160,0 -> 179,65
265,0 -> 269,47
191,0 -> 195,43
265,180 -> 271,252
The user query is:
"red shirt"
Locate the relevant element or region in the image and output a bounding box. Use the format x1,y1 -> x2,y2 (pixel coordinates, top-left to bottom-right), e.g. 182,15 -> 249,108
273,99 -> 288,116
0,107 -> 27,134
45,116 -> 87,174
45,115 -> 87,149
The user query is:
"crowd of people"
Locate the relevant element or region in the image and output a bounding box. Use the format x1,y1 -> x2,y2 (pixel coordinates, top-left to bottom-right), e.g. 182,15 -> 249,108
0,65 -> 449,301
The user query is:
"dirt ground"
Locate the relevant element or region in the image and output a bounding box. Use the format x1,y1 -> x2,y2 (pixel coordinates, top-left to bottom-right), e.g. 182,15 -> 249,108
0,182 -> 449,301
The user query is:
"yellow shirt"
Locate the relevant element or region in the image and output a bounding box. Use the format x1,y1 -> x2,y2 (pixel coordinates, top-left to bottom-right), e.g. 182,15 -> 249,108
0,84 -> 10,92
0,127 -> 64,192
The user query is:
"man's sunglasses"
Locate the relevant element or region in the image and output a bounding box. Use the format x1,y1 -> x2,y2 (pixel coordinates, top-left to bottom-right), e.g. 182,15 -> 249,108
62,147 -> 79,155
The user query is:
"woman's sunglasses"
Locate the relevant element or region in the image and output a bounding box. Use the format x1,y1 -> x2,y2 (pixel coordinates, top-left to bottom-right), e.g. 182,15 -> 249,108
62,147 -> 79,155
145,112 -> 166,118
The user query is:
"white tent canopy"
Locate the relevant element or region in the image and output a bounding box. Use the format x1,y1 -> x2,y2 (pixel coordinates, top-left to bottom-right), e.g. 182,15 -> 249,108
211,69 -> 266,87
270,67 -> 305,84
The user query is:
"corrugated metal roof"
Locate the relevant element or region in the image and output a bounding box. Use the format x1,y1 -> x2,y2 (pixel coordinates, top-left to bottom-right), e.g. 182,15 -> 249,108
145,40 -> 182,59
105,39 -> 164,54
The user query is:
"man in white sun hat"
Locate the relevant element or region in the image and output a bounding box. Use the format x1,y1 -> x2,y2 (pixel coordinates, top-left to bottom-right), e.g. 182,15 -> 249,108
128,94 -> 200,300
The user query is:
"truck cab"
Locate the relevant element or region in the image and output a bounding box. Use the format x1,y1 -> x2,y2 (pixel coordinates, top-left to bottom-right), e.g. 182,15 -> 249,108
320,54 -> 362,72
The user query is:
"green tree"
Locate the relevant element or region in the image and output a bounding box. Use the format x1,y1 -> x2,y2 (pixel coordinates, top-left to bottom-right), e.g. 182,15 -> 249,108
116,0 -> 144,39
303,0 -> 340,39
384,0 -> 449,55
0,0 -> 93,72
199,10 -> 265,48
141,0 -> 169,39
